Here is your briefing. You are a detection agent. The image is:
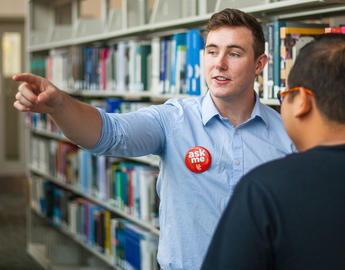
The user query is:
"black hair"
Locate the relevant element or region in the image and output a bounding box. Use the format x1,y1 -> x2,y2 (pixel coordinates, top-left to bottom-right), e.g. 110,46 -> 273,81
288,33 -> 345,123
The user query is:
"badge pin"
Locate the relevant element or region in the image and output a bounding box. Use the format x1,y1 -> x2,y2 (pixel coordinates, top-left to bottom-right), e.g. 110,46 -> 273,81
185,146 -> 212,173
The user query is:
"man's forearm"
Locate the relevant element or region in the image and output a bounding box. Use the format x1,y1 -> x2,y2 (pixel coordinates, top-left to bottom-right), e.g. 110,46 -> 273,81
49,92 -> 102,148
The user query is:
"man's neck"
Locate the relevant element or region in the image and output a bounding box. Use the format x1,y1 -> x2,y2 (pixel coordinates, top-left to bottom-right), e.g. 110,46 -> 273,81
297,119 -> 345,152
210,91 -> 256,127
317,123 -> 345,147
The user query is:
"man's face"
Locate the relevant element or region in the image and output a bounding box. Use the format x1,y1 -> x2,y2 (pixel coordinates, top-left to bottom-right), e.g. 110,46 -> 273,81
204,26 -> 261,102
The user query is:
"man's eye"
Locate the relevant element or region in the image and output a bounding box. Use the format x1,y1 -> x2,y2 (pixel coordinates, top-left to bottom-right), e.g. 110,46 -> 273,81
230,52 -> 240,57
207,50 -> 216,55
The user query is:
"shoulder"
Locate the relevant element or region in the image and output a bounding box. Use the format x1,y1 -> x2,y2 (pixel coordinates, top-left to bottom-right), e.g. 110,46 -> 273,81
260,103 -> 283,124
154,96 -> 203,117
164,96 -> 202,109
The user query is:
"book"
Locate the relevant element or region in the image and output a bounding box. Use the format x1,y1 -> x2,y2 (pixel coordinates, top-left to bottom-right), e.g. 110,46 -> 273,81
165,38 -> 173,94
88,204 -> 100,247
170,32 -> 187,94
104,210 -> 112,256
185,29 -> 204,95
100,47 -> 110,90
273,21 -> 287,98
124,223 -> 143,270
53,188 -> 62,227
116,41 -> 128,91
280,27 -> 325,39
139,42 -> 152,91
199,48 -> 208,96
151,37 -> 161,94
325,27 -> 345,34
128,40 -> 140,92
79,150 -> 92,194
106,46 -> 117,90
84,47 -> 92,90
159,38 -> 168,94
266,22 -> 275,98
70,45 -> 84,90
97,155 -> 107,201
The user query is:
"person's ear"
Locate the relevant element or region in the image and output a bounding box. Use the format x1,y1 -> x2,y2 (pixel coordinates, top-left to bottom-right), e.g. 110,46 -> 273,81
293,88 -> 313,118
255,54 -> 267,75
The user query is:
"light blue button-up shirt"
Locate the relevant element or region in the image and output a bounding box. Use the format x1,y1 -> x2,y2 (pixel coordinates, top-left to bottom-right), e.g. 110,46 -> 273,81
88,92 -> 294,270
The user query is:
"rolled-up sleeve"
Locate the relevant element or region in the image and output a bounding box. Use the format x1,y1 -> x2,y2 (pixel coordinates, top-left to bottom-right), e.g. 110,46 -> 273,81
85,106 -> 166,157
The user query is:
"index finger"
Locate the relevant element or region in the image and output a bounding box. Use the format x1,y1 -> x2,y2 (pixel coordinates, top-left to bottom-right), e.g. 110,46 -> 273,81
13,73 -> 43,85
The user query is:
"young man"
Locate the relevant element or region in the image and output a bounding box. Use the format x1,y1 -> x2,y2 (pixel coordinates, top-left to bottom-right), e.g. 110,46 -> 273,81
201,33 -> 345,270
13,9 -> 294,270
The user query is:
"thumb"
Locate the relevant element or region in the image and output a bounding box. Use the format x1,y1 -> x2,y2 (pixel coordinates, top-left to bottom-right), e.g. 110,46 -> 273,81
36,83 -> 63,111
36,83 -> 57,103
37,91 -> 50,103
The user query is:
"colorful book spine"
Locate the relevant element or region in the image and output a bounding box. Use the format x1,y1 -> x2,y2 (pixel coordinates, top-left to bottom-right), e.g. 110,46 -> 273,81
170,32 -> 187,94
273,21 -> 286,98
325,27 -> 345,34
186,29 -> 204,95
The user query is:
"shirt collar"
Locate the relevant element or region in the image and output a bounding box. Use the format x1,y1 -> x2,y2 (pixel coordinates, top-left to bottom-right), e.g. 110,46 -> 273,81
201,91 -> 269,128
250,91 -> 269,128
201,91 -> 220,125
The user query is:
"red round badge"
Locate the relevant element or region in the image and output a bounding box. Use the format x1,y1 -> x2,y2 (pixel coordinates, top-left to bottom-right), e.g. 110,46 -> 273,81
185,146 -> 212,173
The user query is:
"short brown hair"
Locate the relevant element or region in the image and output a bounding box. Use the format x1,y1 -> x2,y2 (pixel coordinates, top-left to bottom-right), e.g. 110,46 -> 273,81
206,8 -> 265,59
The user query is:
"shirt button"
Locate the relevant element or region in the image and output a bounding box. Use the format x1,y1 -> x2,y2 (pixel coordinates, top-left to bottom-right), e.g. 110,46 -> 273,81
234,160 -> 240,165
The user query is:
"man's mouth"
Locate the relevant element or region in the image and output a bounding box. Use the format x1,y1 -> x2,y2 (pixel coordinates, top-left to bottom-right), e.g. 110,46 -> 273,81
213,76 -> 230,81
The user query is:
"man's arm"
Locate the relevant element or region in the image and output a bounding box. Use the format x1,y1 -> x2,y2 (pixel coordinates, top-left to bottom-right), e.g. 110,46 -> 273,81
13,73 -> 102,148
201,175 -> 275,270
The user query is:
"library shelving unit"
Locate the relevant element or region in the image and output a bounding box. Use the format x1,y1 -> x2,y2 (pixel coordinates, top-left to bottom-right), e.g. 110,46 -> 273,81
25,0 -> 345,269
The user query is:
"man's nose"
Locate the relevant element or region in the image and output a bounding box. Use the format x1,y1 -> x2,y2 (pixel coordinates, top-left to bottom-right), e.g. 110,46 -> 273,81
215,54 -> 228,70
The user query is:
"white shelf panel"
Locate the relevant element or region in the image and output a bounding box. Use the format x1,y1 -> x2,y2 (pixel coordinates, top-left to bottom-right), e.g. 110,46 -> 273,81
277,5 -> 345,19
29,166 -> 160,236
30,128 -> 71,143
65,89 -> 197,101
260,98 -> 280,106
27,243 -> 50,270
129,155 -> 160,167
242,0 -> 335,14
28,14 -> 211,52
66,89 -> 279,106
28,0 -> 345,52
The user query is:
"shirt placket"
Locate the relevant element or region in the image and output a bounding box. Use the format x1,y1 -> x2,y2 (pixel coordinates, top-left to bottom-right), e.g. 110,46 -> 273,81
231,129 -> 244,190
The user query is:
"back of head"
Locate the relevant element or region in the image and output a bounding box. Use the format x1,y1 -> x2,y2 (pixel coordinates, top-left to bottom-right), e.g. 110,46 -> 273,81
288,34 -> 345,123
206,8 -> 265,59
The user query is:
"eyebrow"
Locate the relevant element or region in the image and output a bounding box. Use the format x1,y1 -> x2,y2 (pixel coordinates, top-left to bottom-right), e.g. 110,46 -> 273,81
205,44 -> 245,51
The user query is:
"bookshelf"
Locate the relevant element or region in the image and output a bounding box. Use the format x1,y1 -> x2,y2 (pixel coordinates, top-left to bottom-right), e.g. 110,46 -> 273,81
25,0 -> 345,269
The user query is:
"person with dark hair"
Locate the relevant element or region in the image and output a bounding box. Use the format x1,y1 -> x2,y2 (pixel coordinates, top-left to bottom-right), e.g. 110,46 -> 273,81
13,8 -> 294,270
201,33 -> 345,270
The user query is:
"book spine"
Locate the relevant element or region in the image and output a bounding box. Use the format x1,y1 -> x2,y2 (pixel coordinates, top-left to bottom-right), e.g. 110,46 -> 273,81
273,21 -> 286,98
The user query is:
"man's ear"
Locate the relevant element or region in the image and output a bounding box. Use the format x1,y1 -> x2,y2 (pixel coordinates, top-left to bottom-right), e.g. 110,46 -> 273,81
293,89 -> 313,118
255,54 -> 267,75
